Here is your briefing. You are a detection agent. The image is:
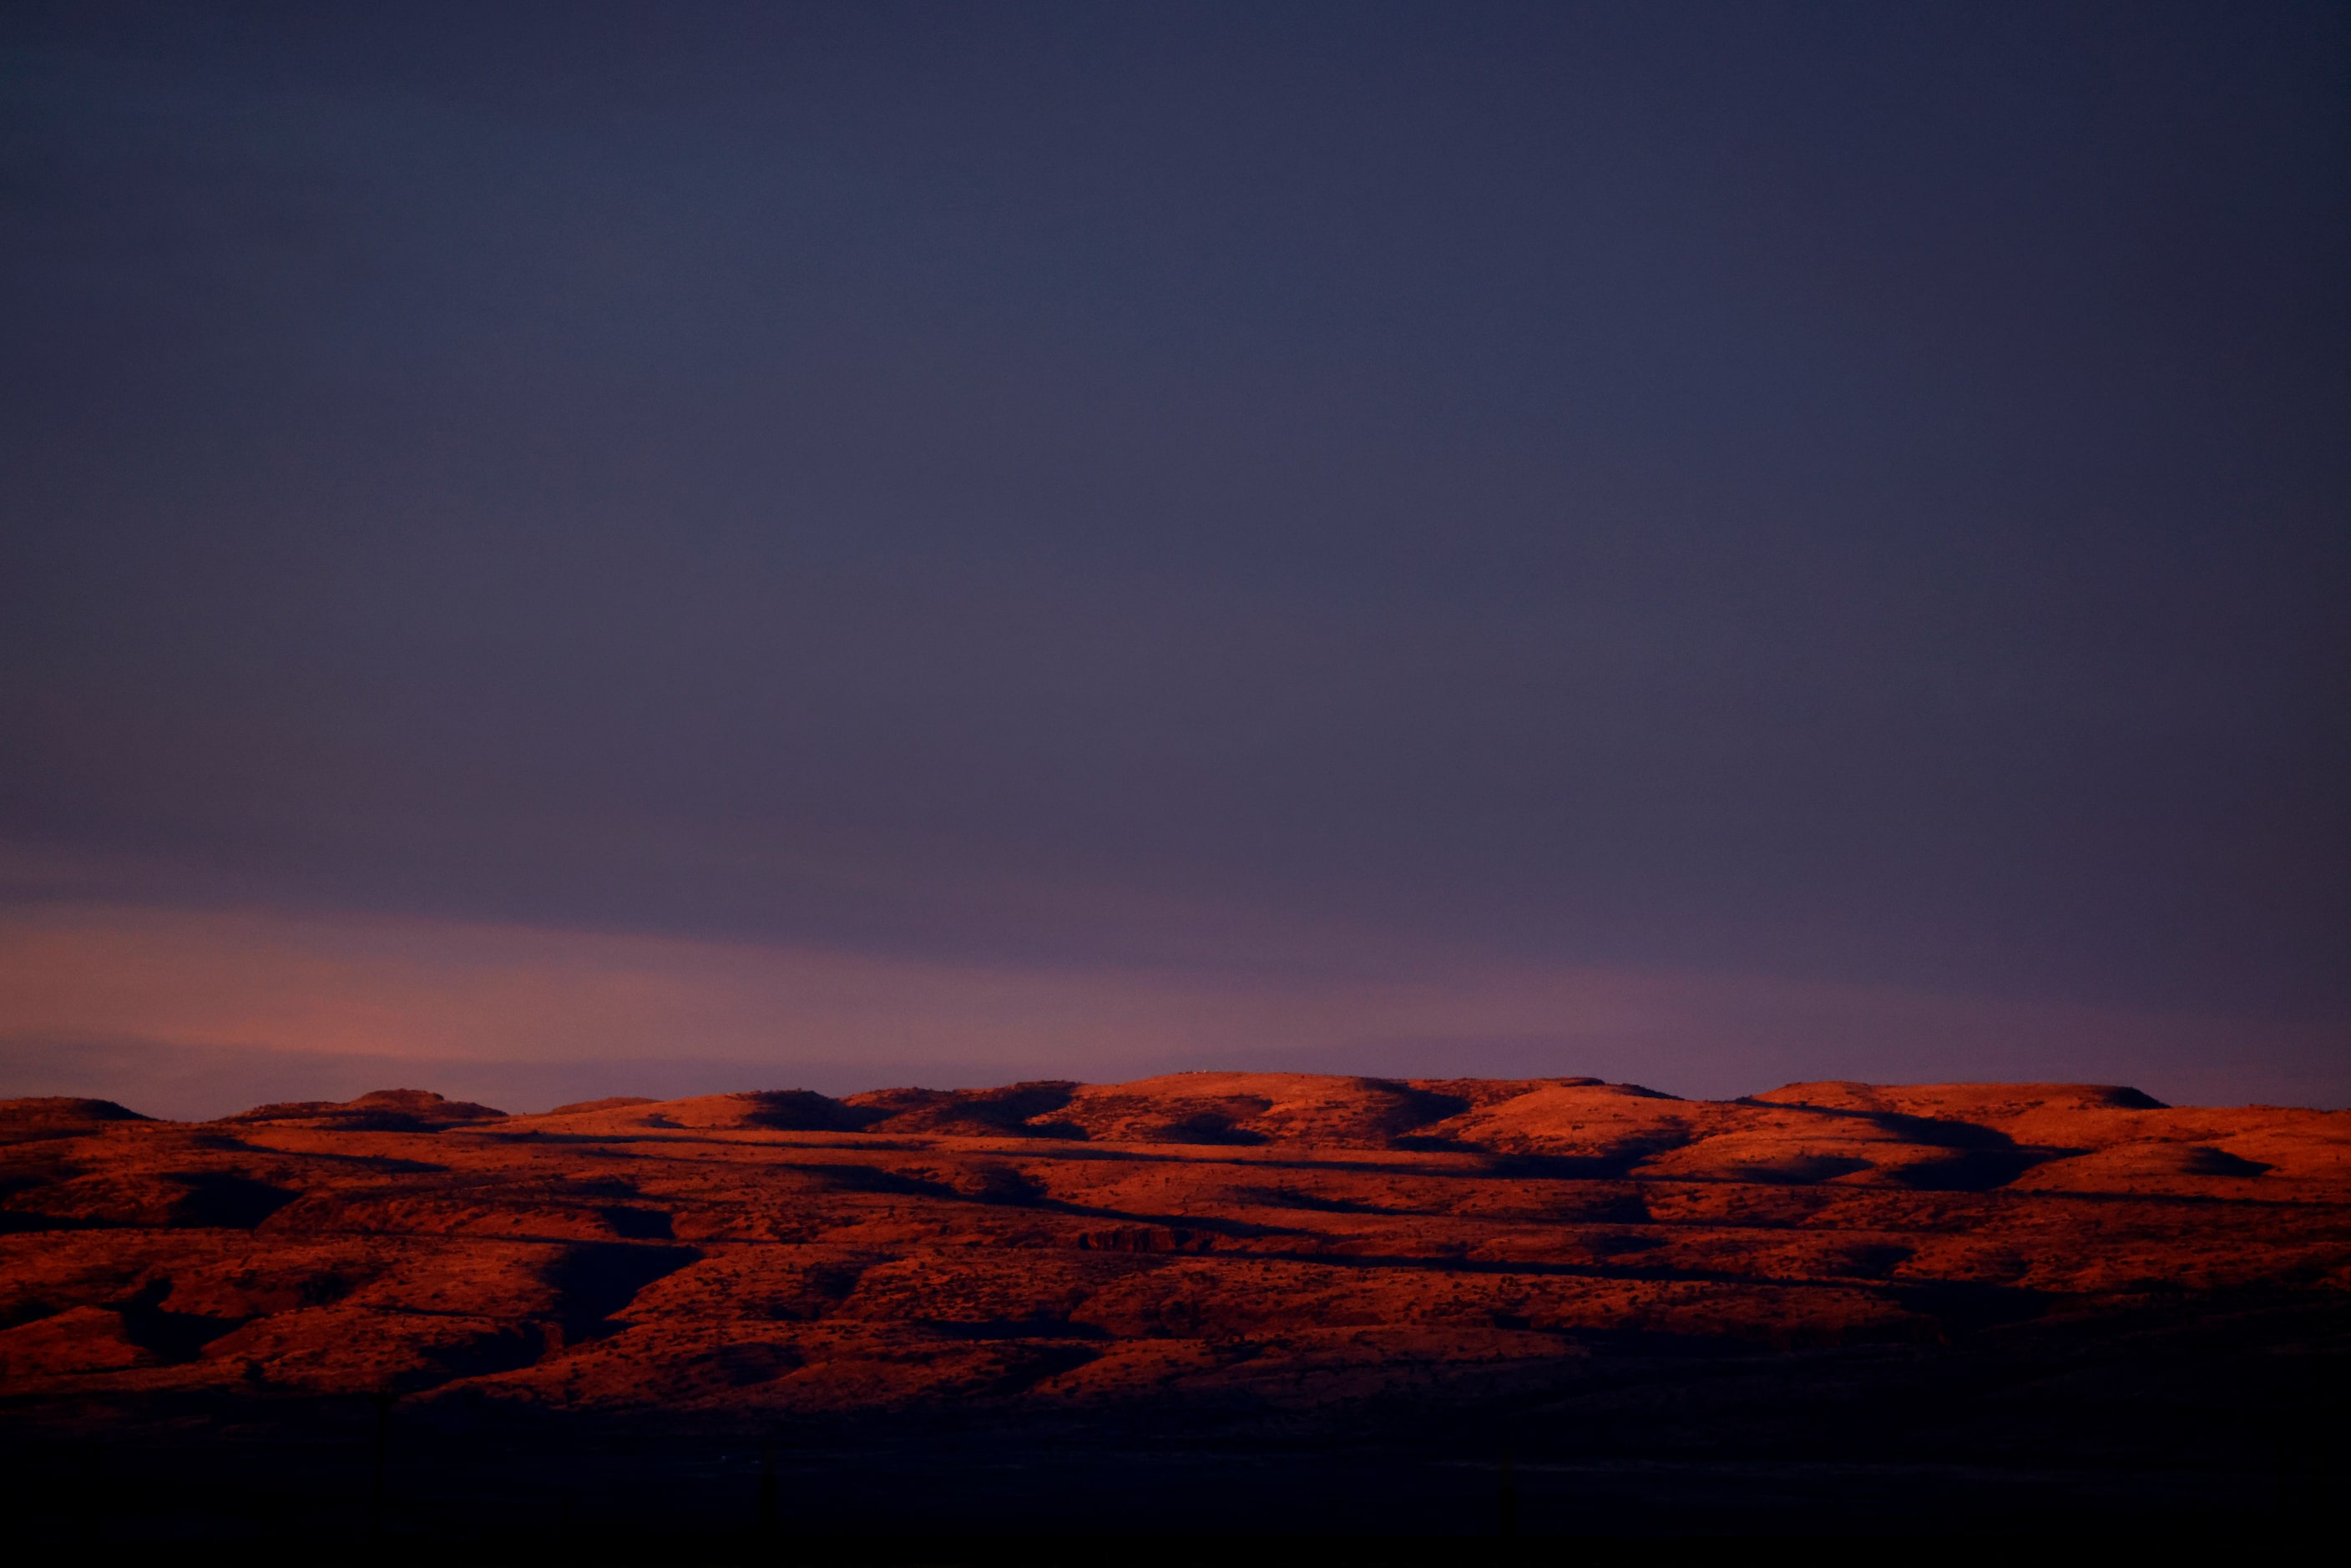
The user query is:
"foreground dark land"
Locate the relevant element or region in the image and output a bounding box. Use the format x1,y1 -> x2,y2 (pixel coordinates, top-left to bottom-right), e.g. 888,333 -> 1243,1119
4,1073 -> 2348,1543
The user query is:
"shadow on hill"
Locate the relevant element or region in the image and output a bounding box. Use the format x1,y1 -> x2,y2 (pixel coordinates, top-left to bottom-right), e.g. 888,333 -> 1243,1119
166,1173 -> 298,1228
1727,1154 -> 1873,1184
739,1090 -> 892,1132
1863,1110 -> 2074,1191
1239,1186 -> 1416,1215
1888,1151 -> 2061,1191
1747,1100 -> 2077,1191
1890,1279 -> 2053,1336
542,1242 -> 700,1343
1156,1110 -> 1266,1146
800,1161 -> 1294,1242
2184,1146 -> 2273,1177
1474,1130 -> 1695,1180
111,1277 -> 244,1362
847,1083 -> 1090,1140
597,1205 -> 675,1239
1371,1081 -> 1474,1141
984,1342 -> 1107,1397
800,1163 -> 961,1200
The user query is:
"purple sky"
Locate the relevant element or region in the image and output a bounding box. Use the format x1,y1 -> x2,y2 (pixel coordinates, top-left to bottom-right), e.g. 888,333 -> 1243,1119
3,3 -> 2347,1114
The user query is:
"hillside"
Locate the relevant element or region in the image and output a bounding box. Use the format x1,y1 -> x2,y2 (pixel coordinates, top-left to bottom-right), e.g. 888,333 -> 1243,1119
4,1072 -> 2346,1536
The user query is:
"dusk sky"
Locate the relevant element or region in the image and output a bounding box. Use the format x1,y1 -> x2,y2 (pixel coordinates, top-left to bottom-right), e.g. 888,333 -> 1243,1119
3,2 -> 2346,1116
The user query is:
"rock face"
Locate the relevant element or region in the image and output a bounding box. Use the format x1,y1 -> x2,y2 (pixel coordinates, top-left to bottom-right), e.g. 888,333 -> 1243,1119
3,1072 -> 2344,1419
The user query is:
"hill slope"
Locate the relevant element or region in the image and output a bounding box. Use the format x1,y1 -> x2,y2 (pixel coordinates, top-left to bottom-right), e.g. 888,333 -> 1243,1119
3,1073 -> 2346,1535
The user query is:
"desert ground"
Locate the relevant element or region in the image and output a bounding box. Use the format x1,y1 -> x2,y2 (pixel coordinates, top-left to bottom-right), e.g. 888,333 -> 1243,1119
4,1072 -> 2348,1541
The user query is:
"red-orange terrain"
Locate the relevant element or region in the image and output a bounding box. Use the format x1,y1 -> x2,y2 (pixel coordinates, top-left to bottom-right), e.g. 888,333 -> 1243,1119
5,1072 -> 2349,1539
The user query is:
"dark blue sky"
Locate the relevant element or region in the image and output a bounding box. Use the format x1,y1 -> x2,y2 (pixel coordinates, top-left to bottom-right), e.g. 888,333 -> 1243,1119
3,3 -> 2347,1105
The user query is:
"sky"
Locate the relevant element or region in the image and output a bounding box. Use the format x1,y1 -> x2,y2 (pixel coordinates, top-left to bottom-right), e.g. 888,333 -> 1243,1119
3,2 -> 2346,1116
